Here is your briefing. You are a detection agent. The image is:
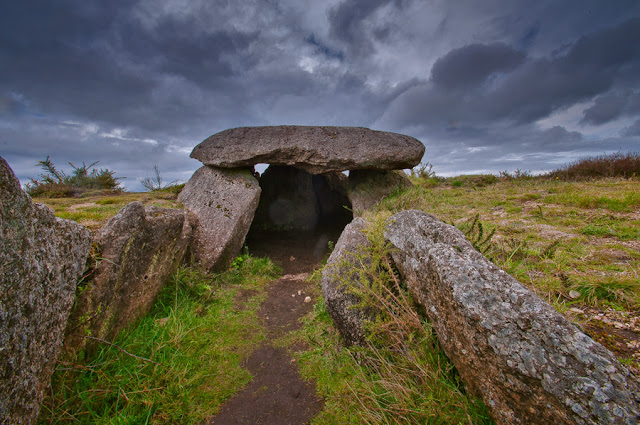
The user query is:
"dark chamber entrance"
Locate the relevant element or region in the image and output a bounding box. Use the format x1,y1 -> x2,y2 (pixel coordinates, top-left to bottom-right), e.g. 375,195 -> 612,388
245,165 -> 352,269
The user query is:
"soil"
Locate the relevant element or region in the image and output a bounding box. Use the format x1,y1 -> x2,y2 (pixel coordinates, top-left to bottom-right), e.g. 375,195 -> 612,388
565,306 -> 640,375
208,227 -> 343,425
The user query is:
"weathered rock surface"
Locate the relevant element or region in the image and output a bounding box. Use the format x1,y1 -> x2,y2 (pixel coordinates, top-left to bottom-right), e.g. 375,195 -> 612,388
0,157 -> 92,424
191,126 -> 425,174
348,170 -> 412,216
178,166 -> 260,271
63,202 -> 193,355
384,210 -> 640,425
321,218 -> 371,346
252,166 -> 352,232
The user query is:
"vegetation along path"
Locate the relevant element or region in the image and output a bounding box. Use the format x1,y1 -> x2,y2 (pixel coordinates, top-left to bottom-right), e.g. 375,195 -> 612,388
209,229 -> 340,424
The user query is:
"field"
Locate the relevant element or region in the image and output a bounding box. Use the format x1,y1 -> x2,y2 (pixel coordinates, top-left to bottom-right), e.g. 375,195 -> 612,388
33,155 -> 640,424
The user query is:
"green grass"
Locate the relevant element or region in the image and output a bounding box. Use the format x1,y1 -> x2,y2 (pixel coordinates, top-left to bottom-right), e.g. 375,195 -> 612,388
38,256 -> 280,424
374,176 -> 640,311
289,217 -> 493,425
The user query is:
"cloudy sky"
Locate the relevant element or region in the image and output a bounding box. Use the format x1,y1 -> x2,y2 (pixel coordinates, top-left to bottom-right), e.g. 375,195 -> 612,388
1,0 -> 639,190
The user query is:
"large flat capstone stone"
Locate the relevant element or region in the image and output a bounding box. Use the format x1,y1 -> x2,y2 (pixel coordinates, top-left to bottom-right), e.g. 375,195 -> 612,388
190,126 -> 425,174
384,210 -> 640,425
0,157 -> 92,424
178,166 -> 261,271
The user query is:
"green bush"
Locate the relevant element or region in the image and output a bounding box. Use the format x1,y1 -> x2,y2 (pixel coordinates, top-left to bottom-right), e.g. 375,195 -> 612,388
26,156 -> 123,197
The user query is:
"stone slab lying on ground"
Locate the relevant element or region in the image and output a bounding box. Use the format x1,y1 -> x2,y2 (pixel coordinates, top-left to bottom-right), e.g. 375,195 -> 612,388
190,126 -> 425,174
63,202 -> 194,356
321,217 -> 371,346
348,169 -> 413,216
178,166 -> 260,271
0,157 -> 92,425
384,209 -> 640,425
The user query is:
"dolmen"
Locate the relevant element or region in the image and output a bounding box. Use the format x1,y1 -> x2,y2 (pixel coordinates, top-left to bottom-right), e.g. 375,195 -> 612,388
179,125 -> 424,271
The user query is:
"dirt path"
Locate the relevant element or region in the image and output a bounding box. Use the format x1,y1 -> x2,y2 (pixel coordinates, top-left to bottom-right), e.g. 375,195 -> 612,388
208,229 -> 341,425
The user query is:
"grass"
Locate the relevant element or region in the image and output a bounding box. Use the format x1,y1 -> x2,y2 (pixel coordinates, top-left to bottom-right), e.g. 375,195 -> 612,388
34,151 -> 640,422
288,217 -> 493,424
34,191 -> 183,231
375,176 -> 640,310
38,256 -> 280,424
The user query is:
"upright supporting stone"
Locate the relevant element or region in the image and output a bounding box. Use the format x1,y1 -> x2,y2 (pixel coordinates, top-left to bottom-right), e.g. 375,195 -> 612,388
178,166 -> 261,271
63,202 -> 194,356
384,210 -> 640,425
348,170 -> 412,216
0,157 -> 92,424
321,218 -> 371,346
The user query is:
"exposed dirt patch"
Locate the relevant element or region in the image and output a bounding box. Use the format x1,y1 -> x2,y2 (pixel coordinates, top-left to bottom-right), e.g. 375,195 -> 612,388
209,228 -> 342,424
565,306 -> 640,375
66,201 -> 98,211
234,289 -> 259,311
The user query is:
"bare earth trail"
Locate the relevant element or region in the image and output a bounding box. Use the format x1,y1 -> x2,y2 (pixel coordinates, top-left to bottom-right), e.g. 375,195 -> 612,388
209,228 -> 342,425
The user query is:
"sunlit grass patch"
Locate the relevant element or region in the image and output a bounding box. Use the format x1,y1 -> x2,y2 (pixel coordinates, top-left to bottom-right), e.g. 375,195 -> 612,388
35,192 -> 183,230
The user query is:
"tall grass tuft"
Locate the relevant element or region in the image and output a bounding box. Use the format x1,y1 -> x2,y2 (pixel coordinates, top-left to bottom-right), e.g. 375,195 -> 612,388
300,216 -> 493,424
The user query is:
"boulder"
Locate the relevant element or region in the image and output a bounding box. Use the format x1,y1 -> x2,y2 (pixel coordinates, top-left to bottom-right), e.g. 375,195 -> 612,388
384,210 -> 640,425
178,166 -> 260,271
190,126 -> 425,174
0,157 -> 92,424
348,170 -> 412,216
63,202 -> 193,355
321,218 -> 371,346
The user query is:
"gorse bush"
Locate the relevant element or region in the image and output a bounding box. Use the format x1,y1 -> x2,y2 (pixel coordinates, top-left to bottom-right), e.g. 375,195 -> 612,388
27,156 -> 123,197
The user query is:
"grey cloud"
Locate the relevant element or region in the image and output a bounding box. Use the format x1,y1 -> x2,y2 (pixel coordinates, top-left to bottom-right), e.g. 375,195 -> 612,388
430,43 -> 525,90
328,0 -> 407,54
622,119 -> 640,137
541,126 -> 583,145
381,17 -> 640,130
581,91 -> 640,125
2,0 -> 640,190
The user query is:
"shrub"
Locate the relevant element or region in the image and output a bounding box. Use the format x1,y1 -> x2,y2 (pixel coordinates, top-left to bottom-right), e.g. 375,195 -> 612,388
547,151 -> 640,180
26,156 -> 123,197
141,164 -> 180,192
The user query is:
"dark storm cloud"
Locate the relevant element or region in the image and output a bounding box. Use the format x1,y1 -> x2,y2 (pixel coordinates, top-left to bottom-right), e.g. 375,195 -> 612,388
581,91 -> 640,125
328,0 -> 407,54
430,43 -> 525,90
2,0 -> 640,189
622,119 -> 640,137
381,17 -> 640,129
304,34 -> 344,61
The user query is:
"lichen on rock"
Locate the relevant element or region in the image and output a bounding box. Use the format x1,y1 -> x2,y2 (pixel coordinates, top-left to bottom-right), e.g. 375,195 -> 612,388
384,209 -> 640,425
0,157 -> 92,424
